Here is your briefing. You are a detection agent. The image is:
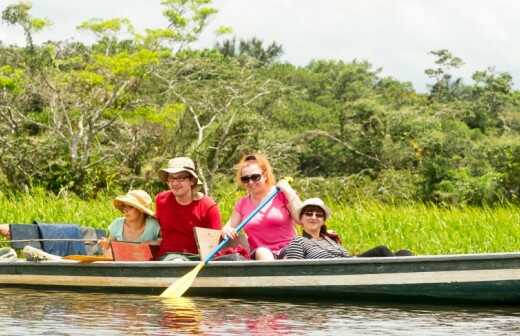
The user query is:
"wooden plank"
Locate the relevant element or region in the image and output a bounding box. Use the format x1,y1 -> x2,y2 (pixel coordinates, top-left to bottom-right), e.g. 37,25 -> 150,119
2,268 -> 520,288
194,227 -> 221,261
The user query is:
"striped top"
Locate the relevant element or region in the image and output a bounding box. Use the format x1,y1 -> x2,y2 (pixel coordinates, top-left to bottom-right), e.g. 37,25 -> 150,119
284,236 -> 350,259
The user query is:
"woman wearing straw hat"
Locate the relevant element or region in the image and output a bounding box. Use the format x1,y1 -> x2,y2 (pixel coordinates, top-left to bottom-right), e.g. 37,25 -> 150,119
284,198 -> 413,259
99,190 -> 160,255
156,157 -> 222,261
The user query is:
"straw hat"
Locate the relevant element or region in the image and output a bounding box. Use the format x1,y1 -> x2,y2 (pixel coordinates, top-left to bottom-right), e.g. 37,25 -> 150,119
297,198 -> 331,219
113,190 -> 154,217
159,157 -> 200,184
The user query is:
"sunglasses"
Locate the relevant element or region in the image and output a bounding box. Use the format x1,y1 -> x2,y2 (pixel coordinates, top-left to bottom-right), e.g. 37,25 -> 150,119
302,211 -> 325,218
240,173 -> 262,183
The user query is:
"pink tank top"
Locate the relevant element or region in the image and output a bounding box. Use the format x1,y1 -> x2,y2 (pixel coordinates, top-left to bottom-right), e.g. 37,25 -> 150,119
235,190 -> 295,252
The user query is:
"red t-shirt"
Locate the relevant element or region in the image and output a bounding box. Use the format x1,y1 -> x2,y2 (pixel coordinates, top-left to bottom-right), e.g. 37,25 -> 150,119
156,191 -> 222,256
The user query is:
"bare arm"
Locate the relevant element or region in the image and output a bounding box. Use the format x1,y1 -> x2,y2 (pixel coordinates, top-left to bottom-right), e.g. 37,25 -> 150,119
221,209 -> 242,240
0,224 -> 10,238
276,180 -> 302,223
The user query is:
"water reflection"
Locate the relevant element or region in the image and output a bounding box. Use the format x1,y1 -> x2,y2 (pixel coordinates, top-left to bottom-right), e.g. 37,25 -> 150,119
159,298 -> 202,335
1,288 -> 520,335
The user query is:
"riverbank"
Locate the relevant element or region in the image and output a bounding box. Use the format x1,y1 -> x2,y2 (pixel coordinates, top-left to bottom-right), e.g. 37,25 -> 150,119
1,189 -> 519,255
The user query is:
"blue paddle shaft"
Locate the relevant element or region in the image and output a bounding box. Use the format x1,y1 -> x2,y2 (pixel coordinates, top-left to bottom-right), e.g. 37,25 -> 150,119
203,187 -> 280,264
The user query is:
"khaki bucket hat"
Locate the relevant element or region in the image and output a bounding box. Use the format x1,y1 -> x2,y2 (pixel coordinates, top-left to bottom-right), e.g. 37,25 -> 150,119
297,198 -> 331,219
113,190 -> 155,217
159,157 -> 200,183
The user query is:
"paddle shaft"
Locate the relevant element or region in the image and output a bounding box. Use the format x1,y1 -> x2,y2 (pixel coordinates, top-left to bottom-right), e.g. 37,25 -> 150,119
160,187 -> 281,298
203,187 -> 280,264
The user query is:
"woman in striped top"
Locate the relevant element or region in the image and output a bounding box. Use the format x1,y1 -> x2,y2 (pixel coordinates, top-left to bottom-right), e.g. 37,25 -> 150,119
284,198 -> 413,259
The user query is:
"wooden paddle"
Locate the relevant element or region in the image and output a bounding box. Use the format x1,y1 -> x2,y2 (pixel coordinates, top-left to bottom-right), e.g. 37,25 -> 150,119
62,255 -> 113,263
160,187 -> 280,298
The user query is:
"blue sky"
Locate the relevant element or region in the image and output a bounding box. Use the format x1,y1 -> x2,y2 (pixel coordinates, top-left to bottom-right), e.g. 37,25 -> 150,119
1,0 -> 519,92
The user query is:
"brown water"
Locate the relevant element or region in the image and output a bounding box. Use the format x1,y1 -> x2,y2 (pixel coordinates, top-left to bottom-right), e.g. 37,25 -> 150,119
1,288 -> 520,335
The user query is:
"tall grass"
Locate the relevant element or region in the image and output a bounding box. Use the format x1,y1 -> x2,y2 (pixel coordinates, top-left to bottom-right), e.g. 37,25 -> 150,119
326,200 -> 520,255
0,188 -> 117,229
1,188 -> 519,255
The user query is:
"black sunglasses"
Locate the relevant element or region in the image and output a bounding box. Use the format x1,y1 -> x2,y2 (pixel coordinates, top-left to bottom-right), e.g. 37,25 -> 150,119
240,173 -> 262,183
302,211 -> 325,218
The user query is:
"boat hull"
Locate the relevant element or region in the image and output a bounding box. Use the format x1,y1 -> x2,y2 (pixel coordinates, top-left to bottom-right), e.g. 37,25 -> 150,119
2,253 -> 520,304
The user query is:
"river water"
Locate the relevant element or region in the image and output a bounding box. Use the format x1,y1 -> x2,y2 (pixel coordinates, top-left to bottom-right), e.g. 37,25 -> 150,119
1,288 -> 519,335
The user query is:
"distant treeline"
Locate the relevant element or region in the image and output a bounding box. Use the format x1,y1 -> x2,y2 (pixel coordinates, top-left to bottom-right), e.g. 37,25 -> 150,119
1,1 -> 519,205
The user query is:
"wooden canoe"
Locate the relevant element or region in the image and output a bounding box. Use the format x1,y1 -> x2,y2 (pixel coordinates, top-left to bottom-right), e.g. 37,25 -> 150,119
2,252 -> 520,304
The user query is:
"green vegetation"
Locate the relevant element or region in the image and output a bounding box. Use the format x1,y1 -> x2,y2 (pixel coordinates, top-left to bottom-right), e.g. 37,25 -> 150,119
1,1 -> 519,206
1,1 -> 519,254
1,190 -> 519,255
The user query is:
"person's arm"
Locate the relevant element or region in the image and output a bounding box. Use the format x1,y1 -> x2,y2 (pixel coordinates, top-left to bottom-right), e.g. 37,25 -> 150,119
276,180 -> 302,222
0,224 -> 10,238
221,209 -> 241,240
98,218 -> 120,256
206,203 -> 222,230
283,237 -> 305,259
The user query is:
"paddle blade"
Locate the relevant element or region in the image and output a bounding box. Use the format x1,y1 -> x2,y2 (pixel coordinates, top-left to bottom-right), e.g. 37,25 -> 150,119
160,262 -> 205,298
63,255 -> 113,263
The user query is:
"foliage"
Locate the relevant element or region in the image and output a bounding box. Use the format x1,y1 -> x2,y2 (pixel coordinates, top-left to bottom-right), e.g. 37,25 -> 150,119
2,190 -> 520,255
1,1 -> 520,206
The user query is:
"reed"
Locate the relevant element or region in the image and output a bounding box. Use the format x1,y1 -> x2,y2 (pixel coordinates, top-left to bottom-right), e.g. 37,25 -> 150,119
0,188 -> 116,229
326,200 -> 520,255
1,188 -> 519,255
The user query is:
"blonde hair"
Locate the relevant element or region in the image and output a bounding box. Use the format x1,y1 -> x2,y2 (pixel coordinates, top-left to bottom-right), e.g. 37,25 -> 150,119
235,153 -> 276,187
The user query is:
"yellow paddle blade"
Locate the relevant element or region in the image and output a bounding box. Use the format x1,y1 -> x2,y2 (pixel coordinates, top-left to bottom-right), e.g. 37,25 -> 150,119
160,262 -> 205,298
63,255 -> 113,263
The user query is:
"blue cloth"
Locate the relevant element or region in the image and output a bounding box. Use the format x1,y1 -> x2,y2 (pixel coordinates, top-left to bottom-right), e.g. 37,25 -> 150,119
9,224 -> 42,250
96,229 -> 107,239
35,221 -> 86,256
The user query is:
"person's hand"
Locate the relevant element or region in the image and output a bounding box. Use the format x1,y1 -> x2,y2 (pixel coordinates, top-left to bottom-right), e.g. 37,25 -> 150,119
97,237 -> 111,250
0,224 -> 10,238
222,225 -> 238,240
276,179 -> 297,199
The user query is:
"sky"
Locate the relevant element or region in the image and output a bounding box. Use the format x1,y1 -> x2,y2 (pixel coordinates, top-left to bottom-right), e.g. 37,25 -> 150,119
1,0 -> 519,92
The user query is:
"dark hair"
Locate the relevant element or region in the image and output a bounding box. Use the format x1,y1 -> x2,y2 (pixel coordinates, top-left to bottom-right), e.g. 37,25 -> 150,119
302,225 -> 341,244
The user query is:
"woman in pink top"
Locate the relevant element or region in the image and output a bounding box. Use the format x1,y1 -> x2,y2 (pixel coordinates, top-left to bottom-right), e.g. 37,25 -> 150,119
222,153 -> 302,260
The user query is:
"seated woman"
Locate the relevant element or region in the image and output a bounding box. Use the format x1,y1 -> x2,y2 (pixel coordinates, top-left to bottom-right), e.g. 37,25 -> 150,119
99,190 -> 161,257
284,198 -> 413,259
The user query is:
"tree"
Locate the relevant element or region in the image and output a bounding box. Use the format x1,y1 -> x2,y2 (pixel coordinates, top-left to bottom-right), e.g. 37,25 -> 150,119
425,49 -> 465,102
1,1 -> 51,54
216,37 -> 283,65
468,68 -> 513,131
160,0 -> 218,50
151,52 -> 283,192
77,17 -> 135,56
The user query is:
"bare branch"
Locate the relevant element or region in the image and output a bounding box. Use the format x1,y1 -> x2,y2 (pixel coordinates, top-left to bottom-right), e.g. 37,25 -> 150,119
296,130 -> 385,166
